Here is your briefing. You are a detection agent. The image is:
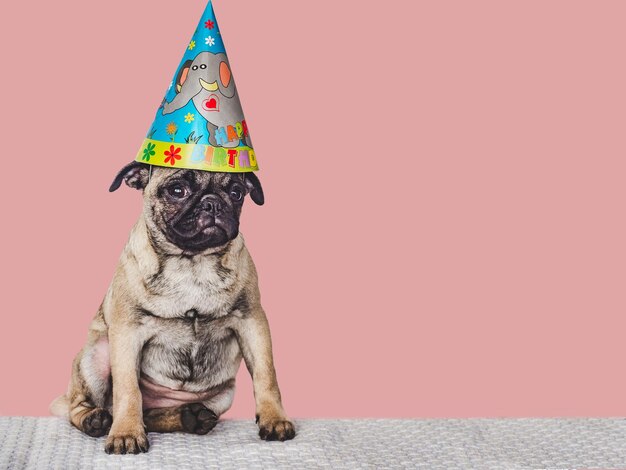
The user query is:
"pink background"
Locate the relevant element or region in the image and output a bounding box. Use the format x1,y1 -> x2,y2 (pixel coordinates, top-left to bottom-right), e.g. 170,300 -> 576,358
0,0 -> 625,418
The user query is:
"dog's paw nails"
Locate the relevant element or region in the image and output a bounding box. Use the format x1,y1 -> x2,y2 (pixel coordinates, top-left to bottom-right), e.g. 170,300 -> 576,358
258,418 -> 296,441
181,402 -> 218,435
81,408 -> 112,438
104,429 -> 149,454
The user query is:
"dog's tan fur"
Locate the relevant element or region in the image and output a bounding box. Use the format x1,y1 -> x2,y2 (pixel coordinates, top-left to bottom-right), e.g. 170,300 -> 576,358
51,166 -> 294,454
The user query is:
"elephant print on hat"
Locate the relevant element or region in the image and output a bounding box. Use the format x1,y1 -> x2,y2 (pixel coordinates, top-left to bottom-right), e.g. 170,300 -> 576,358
163,51 -> 251,148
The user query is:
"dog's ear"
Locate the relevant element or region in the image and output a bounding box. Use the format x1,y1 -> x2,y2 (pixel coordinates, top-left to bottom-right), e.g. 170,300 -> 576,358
244,173 -> 264,205
109,161 -> 151,192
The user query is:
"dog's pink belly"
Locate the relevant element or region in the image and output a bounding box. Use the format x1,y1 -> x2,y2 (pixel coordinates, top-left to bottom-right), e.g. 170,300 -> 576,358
139,374 -> 224,410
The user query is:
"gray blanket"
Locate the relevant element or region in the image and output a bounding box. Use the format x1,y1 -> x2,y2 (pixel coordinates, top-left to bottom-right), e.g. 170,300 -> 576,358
1,417 -> 625,469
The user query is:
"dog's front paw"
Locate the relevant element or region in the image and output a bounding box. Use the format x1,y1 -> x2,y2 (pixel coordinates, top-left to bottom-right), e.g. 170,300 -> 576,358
104,426 -> 149,454
257,415 -> 296,441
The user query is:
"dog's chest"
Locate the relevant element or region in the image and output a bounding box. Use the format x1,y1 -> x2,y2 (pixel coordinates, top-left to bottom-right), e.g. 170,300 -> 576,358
141,255 -> 237,318
140,310 -> 241,390
136,254 -> 244,390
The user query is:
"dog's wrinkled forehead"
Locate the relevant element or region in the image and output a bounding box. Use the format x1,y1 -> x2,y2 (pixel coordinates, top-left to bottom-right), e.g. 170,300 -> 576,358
150,168 -> 242,191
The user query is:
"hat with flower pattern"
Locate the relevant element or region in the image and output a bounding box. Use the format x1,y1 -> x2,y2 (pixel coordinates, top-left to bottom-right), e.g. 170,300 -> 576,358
136,1 -> 257,172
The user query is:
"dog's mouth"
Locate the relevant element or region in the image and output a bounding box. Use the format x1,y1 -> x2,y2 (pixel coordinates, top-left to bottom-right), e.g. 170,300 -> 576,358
173,210 -> 214,239
166,209 -> 237,252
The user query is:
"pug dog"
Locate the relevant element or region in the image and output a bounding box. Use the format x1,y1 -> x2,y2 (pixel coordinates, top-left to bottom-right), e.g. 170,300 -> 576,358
49,161 -> 295,454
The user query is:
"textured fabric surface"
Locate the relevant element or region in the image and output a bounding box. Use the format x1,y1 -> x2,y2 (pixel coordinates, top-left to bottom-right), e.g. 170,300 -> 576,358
1,417 -> 626,469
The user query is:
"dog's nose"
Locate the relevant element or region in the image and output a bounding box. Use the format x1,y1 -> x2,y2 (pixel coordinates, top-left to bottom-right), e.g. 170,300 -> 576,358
200,194 -> 223,215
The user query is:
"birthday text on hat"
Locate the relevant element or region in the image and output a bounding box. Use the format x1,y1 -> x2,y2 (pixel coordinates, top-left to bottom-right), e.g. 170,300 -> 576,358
214,120 -> 249,146
194,146 -> 257,169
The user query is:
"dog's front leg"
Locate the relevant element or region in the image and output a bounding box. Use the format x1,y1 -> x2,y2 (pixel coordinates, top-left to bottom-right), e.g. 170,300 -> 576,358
235,307 -> 295,441
104,319 -> 150,454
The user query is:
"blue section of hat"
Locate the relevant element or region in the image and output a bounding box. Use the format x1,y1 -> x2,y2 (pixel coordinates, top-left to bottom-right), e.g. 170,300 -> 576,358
148,1 -> 231,146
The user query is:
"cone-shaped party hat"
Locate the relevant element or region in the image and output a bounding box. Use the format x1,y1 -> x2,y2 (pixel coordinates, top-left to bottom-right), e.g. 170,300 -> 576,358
135,1 -> 257,172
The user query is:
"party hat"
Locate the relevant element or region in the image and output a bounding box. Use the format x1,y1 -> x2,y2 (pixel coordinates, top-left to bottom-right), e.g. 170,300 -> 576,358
135,1 -> 257,172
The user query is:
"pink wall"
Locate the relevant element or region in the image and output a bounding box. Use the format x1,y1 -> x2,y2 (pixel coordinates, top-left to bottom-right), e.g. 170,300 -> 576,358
1,0 -> 625,418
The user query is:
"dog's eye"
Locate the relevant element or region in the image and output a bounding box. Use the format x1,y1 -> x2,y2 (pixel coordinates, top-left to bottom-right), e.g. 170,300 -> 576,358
167,185 -> 188,199
229,188 -> 243,201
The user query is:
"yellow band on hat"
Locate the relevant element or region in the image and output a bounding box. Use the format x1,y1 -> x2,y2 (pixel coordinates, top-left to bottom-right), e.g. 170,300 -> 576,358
135,139 -> 258,172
